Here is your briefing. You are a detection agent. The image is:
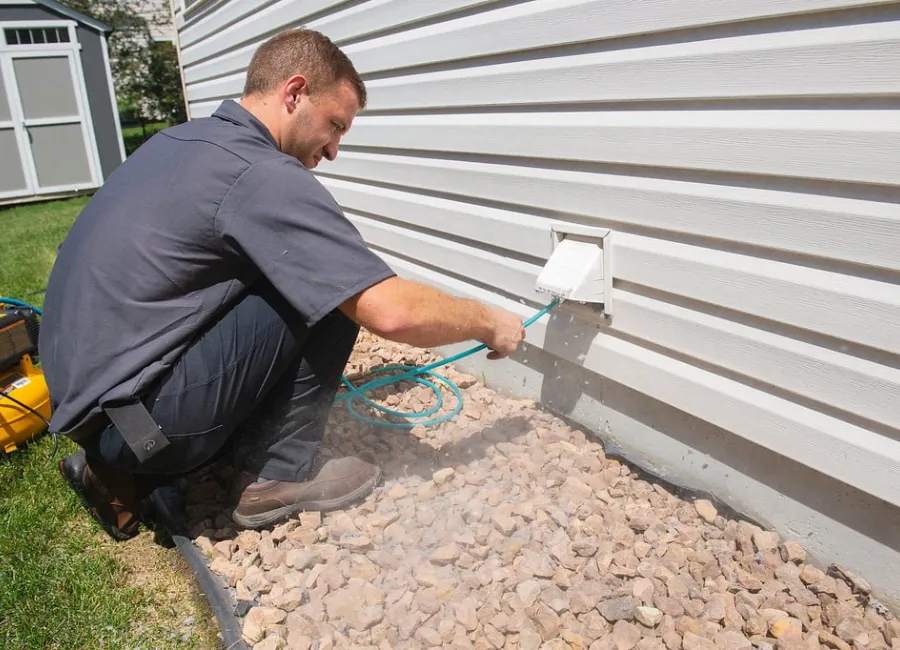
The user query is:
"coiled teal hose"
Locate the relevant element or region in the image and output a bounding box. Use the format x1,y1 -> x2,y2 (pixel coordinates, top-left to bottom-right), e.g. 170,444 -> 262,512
335,298 -> 561,427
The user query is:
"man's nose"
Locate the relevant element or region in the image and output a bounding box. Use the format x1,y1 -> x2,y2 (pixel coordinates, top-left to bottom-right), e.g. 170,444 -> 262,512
324,139 -> 339,161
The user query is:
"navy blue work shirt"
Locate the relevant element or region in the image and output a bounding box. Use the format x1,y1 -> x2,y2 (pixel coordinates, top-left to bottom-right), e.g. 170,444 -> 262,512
40,100 -> 395,435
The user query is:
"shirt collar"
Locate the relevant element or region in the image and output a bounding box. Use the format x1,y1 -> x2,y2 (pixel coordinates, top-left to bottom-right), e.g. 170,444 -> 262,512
212,99 -> 279,149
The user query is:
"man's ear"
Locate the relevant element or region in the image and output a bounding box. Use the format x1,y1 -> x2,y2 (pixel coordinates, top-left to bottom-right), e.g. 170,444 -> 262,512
282,75 -> 310,112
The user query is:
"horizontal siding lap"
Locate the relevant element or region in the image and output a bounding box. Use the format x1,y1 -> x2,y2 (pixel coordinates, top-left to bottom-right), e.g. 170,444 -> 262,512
180,0 -> 347,67
361,26 -> 900,110
344,0 -> 899,74
615,234 -> 900,357
180,0 -> 499,85
322,153 -> 900,272
320,177 -> 552,258
347,211 -> 545,301
187,23 -> 900,105
179,0 -> 274,46
311,0 -> 500,44
613,291 -> 900,431
344,112 -> 900,186
187,99 -> 224,118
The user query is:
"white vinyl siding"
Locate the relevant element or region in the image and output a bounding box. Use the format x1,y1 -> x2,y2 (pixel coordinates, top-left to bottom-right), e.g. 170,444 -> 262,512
175,0 -> 900,603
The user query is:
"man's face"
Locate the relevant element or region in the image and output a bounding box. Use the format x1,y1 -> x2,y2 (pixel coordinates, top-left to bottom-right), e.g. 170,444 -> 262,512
280,78 -> 359,169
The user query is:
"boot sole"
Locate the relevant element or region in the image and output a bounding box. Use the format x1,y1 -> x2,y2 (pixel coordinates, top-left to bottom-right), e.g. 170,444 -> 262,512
232,467 -> 383,530
58,458 -> 138,542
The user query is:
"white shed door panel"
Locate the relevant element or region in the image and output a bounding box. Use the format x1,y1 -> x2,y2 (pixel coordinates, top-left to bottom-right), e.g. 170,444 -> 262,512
11,54 -> 95,191
13,56 -> 80,119
0,58 -> 29,196
0,129 -> 28,194
0,44 -> 100,199
178,0 -> 900,515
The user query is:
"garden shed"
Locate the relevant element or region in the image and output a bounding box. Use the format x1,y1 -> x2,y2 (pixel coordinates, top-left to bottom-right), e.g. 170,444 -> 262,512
0,0 -> 124,205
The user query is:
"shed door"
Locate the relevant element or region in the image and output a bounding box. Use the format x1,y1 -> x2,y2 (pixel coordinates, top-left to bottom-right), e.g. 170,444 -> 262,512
0,55 -> 30,199
0,25 -> 102,199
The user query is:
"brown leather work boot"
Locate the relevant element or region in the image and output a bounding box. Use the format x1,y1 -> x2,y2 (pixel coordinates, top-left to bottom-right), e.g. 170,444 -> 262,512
232,456 -> 382,530
59,449 -> 143,541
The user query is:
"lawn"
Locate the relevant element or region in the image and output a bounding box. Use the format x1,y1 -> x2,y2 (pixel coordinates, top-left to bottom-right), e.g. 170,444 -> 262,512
121,121 -> 169,156
0,197 -> 216,649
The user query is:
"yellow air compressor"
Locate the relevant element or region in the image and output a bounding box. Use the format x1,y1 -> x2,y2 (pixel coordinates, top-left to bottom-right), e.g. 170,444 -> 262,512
0,306 -> 51,453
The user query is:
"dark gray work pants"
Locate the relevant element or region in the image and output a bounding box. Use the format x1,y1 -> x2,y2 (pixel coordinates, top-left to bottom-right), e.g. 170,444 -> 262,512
79,281 -> 359,487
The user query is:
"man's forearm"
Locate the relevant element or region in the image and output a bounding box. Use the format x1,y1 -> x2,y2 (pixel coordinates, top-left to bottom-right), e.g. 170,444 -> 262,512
384,281 -> 495,348
341,276 -> 496,348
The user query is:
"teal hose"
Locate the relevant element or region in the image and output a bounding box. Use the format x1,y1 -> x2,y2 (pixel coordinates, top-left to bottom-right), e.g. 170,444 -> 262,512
0,297 -> 42,315
335,298 -> 561,428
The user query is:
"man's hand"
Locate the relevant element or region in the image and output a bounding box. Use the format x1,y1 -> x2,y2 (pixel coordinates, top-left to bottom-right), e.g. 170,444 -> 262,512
483,307 -> 526,360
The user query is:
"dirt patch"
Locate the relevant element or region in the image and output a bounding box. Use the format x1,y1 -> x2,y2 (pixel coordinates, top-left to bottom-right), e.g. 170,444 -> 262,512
104,529 -> 221,647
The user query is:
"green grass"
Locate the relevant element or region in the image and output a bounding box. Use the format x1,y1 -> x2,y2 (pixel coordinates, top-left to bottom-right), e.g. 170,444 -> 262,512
0,197 -> 210,649
121,122 -> 169,156
121,122 -> 168,139
0,437 -> 173,649
0,196 -> 88,301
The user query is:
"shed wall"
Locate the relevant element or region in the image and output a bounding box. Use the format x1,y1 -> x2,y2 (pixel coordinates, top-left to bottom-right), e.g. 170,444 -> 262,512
75,25 -> 123,179
173,0 -> 900,605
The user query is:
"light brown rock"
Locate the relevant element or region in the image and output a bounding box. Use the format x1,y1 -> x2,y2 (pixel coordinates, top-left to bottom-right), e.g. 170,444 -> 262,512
632,577 -> 655,604
286,630 -> 312,650
386,483 -> 407,499
519,628 -> 543,650
771,617 -> 804,640
430,543 -> 461,566
682,631 -> 716,649
827,564 -> 872,596
611,620 -> 643,649
694,500 -> 718,523
714,630 -> 752,650
800,565 -> 827,585
635,606 -> 663,628
492,512 -> 518,535
253,636 -> 283,650
818,631 -> 852,650
598,596 -> 639,623
781,542 -> 808,564
457,600 -> 479,632
242,607 -> 287,644
210,556 -> 245,587
517,579 -> 543,608
835,617 -> 869,646
531,603 -> 561,640
433,468 -> 455,484
285,549 -> 317,571
272,587 -> 303,612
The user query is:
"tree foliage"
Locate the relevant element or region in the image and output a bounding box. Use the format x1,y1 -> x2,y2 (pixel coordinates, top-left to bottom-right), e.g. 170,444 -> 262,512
60,0 -> 186,125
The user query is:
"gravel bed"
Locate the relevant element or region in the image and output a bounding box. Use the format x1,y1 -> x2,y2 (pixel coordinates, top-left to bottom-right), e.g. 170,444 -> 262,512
179,331 -> 898,650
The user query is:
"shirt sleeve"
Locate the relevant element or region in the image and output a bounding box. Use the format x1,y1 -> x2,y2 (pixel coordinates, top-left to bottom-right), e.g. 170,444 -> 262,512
215,156 -> 396,327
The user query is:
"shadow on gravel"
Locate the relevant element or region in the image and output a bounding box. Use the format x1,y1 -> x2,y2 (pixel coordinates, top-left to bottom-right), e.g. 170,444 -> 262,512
175,407 -> 542,541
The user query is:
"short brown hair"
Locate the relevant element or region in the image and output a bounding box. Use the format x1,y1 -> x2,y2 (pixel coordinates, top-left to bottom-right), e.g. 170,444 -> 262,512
242,28 -> 366,109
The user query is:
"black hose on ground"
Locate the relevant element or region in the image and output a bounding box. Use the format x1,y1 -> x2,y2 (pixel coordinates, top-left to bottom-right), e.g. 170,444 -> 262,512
149,486 -> 249,650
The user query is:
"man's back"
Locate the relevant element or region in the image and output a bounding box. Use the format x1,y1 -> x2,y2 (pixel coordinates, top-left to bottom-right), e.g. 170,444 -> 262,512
41,103 -> 296,434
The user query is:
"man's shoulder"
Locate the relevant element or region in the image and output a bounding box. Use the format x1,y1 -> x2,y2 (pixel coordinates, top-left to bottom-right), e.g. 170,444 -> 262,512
158,117 -> 279,168
233,155 -> 332,197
